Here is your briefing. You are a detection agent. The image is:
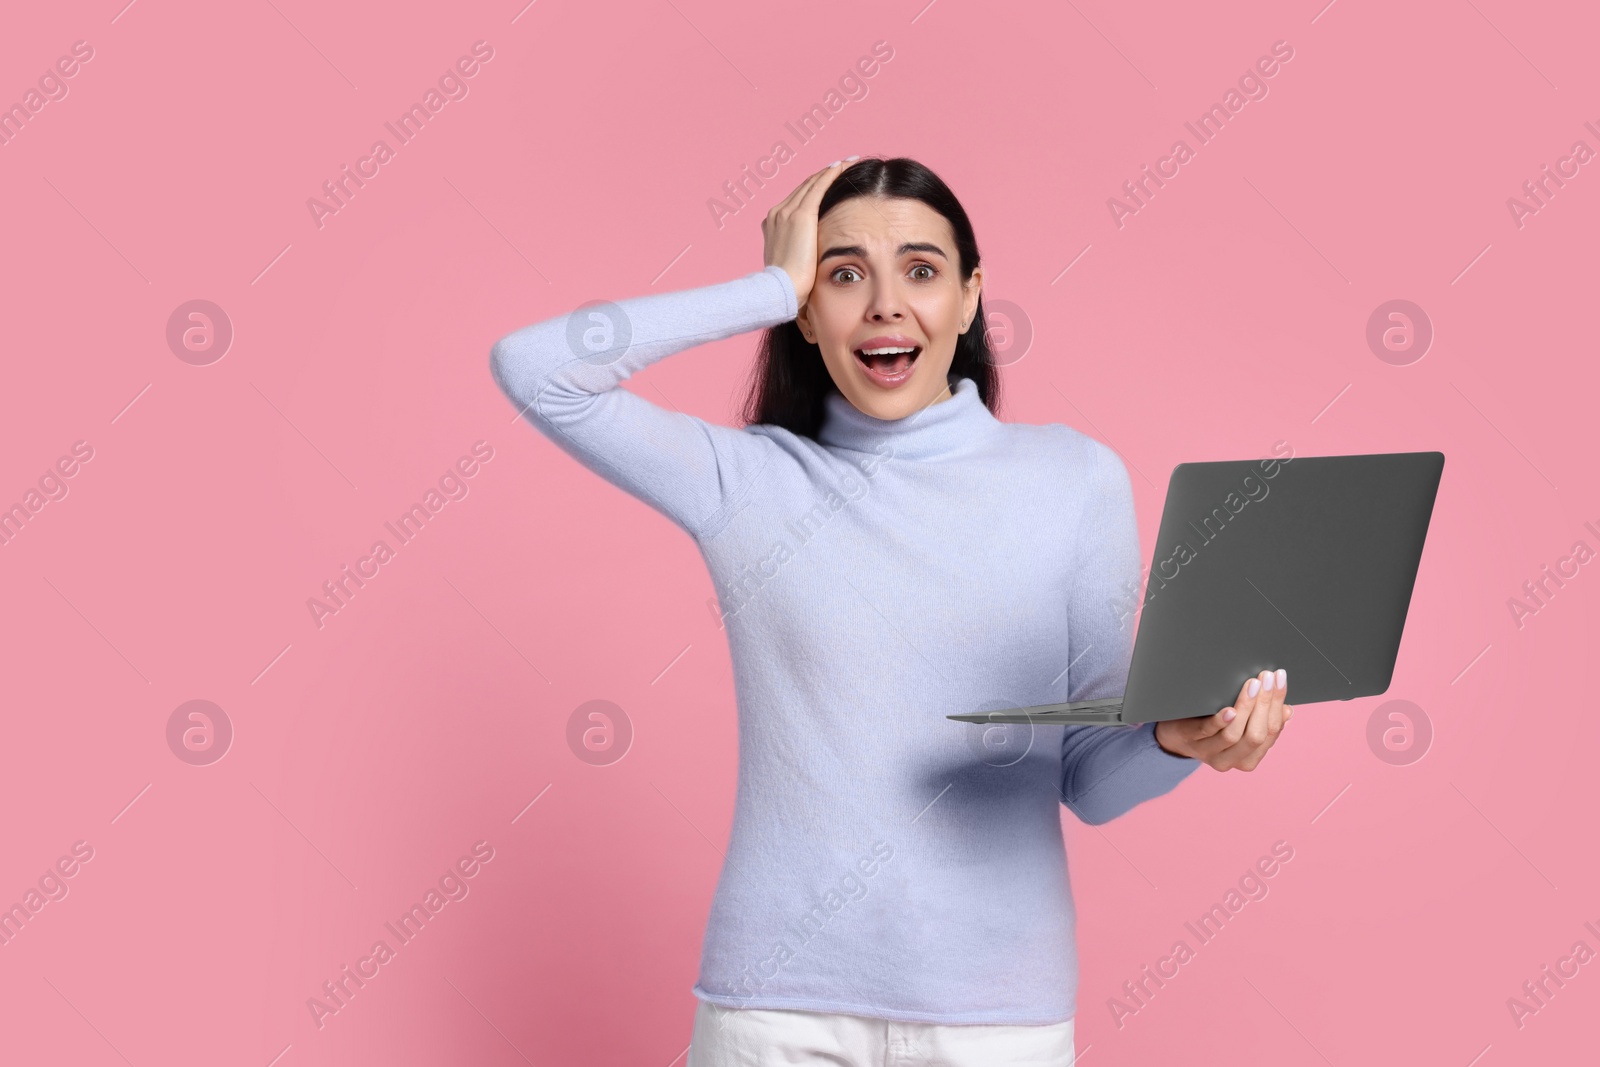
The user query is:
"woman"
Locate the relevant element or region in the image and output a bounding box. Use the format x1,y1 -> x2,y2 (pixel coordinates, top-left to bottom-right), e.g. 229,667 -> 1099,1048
489,157 -> 1291,1065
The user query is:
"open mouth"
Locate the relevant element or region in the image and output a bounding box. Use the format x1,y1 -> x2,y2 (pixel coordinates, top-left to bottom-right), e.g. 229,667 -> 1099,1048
853,344 -> 921,383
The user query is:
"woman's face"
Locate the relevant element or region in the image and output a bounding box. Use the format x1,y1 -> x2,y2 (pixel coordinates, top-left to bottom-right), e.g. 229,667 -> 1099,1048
796,196 -> 983,421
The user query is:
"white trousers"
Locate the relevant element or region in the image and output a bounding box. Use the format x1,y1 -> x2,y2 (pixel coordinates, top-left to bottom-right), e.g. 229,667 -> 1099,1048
686,1000 -> 1076,1066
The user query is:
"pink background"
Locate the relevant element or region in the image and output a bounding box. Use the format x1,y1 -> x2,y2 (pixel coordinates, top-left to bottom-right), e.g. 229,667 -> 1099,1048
2,0 -> 1596,1063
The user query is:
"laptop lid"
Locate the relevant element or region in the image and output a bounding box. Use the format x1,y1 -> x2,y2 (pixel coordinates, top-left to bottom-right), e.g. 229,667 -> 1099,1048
1120,450 -> 1444,723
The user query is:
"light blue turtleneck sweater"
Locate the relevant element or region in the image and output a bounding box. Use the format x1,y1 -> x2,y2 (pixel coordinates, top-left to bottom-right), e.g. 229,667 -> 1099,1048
489,264 -> 1201,1025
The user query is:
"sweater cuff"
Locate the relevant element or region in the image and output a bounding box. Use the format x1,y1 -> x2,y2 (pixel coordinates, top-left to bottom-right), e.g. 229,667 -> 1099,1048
761,264 -> 799,320
1134,721 -> 1204,797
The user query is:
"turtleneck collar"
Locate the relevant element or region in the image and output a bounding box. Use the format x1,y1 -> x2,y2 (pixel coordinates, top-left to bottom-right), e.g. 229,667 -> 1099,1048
816,376 -> 1002,460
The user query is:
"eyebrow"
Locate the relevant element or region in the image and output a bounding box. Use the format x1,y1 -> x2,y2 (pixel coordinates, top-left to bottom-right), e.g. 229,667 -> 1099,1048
819,241 -> 948,263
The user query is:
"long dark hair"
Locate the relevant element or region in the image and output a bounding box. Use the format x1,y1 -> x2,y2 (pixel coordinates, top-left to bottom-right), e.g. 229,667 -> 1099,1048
738,157 -> 1001,439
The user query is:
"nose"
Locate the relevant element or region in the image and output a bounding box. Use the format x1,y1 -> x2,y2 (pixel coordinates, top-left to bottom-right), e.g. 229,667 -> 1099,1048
865,277 -> 908,322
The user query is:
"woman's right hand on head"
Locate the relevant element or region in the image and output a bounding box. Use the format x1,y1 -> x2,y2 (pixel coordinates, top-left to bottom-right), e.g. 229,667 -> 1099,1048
762,158 -> 855,310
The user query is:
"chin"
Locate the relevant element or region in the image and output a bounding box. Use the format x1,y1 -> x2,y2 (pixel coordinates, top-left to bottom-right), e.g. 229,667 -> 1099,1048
849,371 -> 948,419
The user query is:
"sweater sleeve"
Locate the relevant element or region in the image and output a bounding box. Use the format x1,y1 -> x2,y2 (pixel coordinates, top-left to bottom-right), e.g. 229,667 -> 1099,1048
488,265 -> 800,541
1059,440 -> 1202,825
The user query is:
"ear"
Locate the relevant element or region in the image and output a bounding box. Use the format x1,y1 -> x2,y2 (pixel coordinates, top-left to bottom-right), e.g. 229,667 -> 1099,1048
961,266 -> 985,333
796,302 -> 816,344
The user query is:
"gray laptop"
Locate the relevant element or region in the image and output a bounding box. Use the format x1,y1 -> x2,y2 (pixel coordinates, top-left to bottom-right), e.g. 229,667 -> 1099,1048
948,450 -> 1445,727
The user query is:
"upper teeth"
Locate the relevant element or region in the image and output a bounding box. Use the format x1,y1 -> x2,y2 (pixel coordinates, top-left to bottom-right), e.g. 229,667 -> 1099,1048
860,346 -> 916,355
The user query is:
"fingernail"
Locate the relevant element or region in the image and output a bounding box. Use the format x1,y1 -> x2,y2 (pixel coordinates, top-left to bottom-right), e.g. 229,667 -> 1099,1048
1223,709 -> 1237,723
1275,668 -> 1286,689
845,154 -> 860,160
1247,679 -> 1260,698
830,160 -> 840,166
1261,671 -> 1274,692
